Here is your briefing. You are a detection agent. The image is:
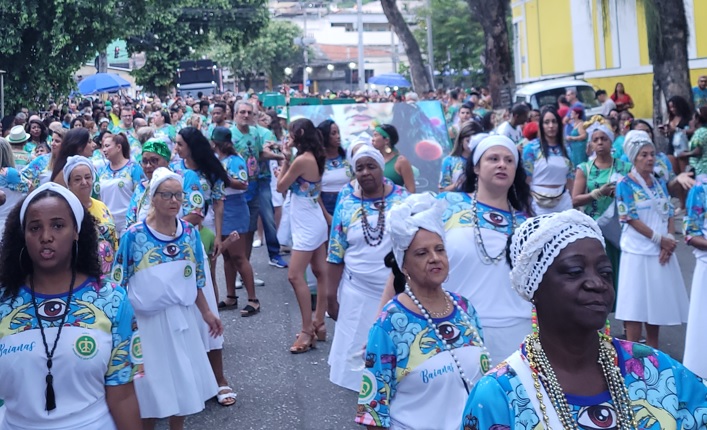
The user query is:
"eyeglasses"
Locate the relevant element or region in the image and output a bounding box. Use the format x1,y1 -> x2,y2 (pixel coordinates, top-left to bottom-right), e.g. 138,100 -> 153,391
238,110 -> 254,116
155,191 -> 184,201
141,157 -> 162,166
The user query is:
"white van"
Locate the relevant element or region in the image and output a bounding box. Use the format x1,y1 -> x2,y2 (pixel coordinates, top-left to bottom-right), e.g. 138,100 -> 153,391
514,79 -> 602,117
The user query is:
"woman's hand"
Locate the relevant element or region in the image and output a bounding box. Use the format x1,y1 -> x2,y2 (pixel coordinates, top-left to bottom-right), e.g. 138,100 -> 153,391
659,248 -> 672,265
598,182 -> 616,197
202,310 -> 224,337
660,235 -> 677,253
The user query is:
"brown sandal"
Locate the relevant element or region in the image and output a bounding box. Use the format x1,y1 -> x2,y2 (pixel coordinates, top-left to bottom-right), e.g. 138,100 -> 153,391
290,330 -> 316,354
313,321 -> 327,342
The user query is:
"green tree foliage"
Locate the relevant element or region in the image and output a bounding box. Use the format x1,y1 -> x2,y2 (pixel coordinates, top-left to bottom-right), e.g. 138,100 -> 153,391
414,0 -> 485,87
0,0 -> 149,112
207,20 -> 304,91
128,0 -> 269,96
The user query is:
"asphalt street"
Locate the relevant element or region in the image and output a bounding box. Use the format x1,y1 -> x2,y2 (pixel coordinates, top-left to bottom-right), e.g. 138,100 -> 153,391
156,236 -> 697,429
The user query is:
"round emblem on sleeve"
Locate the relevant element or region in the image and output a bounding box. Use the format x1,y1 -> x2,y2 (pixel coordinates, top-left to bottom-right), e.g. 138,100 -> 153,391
480,352 -> 490,373
238,170 -> 248,181
184,265 -> 193,278
358,369 -> 377,403
118,181 -> 125,188
74,334 -> 98,359
112,267 -> 123,283
190,192 -> 204,207
94,182 -> 101,194
130,334 -> 143,364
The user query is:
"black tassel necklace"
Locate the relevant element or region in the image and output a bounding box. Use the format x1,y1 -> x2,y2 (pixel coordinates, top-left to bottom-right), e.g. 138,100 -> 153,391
29,271 -> 76,411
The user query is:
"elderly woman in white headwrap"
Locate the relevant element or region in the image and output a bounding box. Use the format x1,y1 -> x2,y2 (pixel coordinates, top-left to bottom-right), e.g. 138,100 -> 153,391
111,167 -> 222,428
327,145 -> 408,391
462,210 -> 707,430
63,155 -> 119,276
615,130 -> 688,348
355,193 -> 487,430
572,118 -> 631,302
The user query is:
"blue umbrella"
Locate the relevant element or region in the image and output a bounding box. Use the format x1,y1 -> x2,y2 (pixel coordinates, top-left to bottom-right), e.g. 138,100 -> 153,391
78,73 -> 131,95
368,73 -> 412,87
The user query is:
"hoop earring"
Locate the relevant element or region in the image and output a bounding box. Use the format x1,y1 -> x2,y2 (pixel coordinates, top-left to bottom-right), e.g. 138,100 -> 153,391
384,145 -> 392,154
19,246 -> 26,273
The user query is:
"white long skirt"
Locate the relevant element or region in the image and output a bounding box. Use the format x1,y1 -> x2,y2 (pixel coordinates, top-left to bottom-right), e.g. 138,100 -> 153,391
328,277 -> 381,391
199,242 -> 224,351
684,259 -> 707,378
134,305 -> 218,418
616,252 -> 689,325
483,319 -> 533,364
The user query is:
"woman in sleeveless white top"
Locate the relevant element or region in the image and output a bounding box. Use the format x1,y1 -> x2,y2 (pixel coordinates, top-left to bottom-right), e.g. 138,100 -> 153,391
522,107 -> 574,215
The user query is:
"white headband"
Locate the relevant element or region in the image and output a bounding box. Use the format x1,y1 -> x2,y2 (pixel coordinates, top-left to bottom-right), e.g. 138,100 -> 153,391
63,155 -> 96,186
509,210 -> 605,301
386,193 -> 448,267
472,135 -> 518,165
623,130 -> 654,164
586,123 -> 615,143
149,167 -> 183,201
466,133 -> 489,154
20,182 -> 85,233
352,145 -> 385,171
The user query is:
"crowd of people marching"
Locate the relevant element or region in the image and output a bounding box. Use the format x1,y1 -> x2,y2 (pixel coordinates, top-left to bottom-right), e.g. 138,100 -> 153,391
0,78 -> 706,430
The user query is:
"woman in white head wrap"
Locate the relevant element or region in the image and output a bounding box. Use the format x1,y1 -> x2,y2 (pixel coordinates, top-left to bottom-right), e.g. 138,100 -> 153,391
431,134 -> 533,362
683,174 -> 707,378
572,117 -> 631,304
438,121 -> 484,192
355,193 -> 488,430
326,144 -> 408,390
111,167 -> 223,424
64,155 -> 119,276
462,209 -> 707,430
615,130 -> 688,348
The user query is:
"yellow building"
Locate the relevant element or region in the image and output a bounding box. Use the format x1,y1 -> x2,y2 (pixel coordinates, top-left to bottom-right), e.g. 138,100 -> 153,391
511,0 -> 707,118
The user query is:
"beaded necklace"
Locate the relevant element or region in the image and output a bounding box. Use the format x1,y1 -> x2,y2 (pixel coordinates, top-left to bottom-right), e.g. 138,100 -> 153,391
524,332 -> 637,430
470,192 -> 517,264
360,185 -> 386,247
404,284 -> 491,394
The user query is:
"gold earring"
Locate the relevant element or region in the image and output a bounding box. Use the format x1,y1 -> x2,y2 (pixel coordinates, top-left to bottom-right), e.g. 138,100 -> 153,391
384,146 -> 392,154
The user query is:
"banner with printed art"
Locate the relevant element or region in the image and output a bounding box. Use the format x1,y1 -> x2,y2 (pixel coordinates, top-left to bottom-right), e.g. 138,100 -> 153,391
289,101 -> 451,192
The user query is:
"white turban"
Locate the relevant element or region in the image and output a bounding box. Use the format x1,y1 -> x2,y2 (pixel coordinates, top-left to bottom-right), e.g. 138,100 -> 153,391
586,122 -> 615,143
149,167 -> 183,201
386,193 -> 448,268
623,130 -> 654,164
20,182 -> 85,233
352,145 -> 385,171
346,136 -> 372,161
509,210 -> 605,302
62,155 -> 96,186
467,133 -> 489,154
472,134 -> 519,165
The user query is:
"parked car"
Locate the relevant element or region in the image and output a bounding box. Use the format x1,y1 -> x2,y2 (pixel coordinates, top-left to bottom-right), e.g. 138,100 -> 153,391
514,79 -> 602,117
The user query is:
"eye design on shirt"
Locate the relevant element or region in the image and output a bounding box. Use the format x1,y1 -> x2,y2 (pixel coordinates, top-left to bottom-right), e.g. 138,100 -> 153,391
37,299 -> 68,322
482,211 -> 509,227
163,244 -> 180,257
576,403 -> 617,429
436,322 -> 461,344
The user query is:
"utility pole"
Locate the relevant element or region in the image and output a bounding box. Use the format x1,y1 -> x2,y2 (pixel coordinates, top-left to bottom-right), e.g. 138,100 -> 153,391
357,0 -> 365,91
303,3 -> 309,94
425,0 -> 435,90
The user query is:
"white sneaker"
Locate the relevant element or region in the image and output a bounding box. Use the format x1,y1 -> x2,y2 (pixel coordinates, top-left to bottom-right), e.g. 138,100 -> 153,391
235,277 -> 243,289
253,239 -> 262,248
255,277 -> 265,287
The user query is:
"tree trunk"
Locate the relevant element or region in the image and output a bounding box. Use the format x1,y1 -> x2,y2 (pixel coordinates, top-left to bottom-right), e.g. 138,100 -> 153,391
647,0 -> 692,125
379,0 -> 433,93
466,0 -> 515,108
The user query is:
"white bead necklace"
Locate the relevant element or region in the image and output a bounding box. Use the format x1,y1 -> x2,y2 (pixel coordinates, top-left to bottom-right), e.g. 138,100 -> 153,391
404,284 -> 491,394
